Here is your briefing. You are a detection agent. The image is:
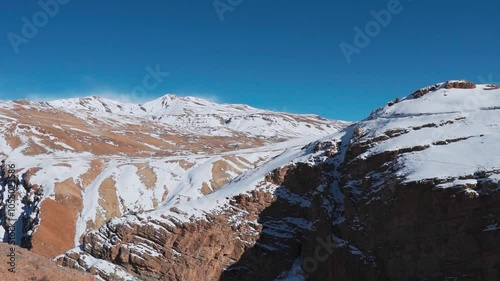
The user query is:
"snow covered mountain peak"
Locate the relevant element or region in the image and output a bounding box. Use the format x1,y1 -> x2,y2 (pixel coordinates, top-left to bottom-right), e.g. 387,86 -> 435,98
39,93 -> 349,138
366,80 -> 487,120
149,93 -> 214,106
353,82 -> 500,184
140,93 -> 223,114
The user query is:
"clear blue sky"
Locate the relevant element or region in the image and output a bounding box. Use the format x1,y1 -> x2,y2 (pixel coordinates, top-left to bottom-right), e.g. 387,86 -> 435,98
1,0 -> 499,121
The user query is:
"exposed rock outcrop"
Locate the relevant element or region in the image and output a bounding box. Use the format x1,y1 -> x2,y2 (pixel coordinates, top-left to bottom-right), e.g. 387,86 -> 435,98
57,189 -> 277,280
444,80 -> 476,89
411,80 -> 476,98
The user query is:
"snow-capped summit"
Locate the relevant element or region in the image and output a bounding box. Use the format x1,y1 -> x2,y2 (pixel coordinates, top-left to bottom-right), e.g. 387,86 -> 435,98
355,82 -> 500,183
43,93 -> 349,138
141,93 -> 219,113
140,93 -> 256,116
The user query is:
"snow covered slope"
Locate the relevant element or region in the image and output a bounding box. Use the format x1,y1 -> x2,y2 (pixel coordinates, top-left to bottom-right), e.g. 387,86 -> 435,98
0,93 -> 348,260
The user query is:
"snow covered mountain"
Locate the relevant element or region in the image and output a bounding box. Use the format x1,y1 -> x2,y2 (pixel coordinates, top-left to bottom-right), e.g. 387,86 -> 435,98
3,82 -> 500,281
51,81 -> 500,281
0,94 -> 348,263
47,94 -> 344,138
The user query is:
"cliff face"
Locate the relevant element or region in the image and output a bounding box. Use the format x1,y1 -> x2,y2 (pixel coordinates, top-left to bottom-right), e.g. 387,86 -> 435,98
58,190 -> 276,281
56,82 -> 500,280
304,81 -> 500,280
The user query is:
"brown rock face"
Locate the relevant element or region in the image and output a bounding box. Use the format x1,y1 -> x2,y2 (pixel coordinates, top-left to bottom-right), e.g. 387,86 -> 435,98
57,190 -> 277,280
331,179 -> 500,281
221,163 -> 328,281
31,198 -> 78,258
411,83 -> 443,98
444,80 -> 476,89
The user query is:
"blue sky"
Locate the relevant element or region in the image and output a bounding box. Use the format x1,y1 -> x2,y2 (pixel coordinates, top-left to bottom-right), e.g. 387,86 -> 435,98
0,0 -> 499,121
